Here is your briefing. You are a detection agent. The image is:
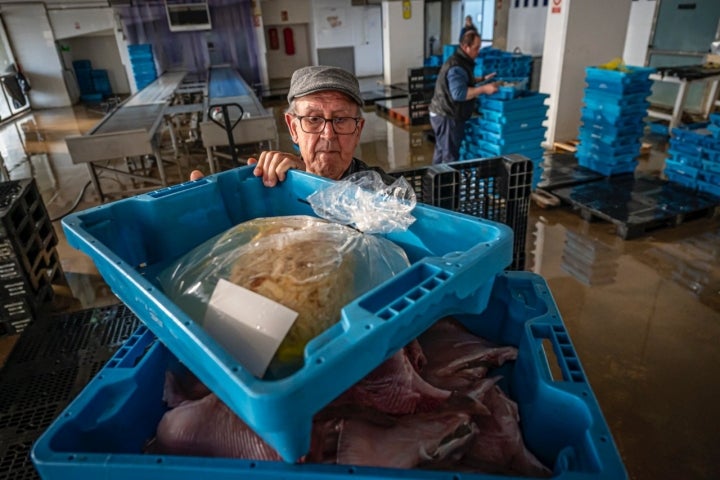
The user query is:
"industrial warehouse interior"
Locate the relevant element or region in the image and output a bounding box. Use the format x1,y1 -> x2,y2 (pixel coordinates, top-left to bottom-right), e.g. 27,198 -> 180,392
0,1 -> 719,480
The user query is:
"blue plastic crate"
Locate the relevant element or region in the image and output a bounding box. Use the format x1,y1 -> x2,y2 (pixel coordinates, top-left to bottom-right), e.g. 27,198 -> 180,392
702,159 -> 720,174
474,138 -> 544,157
32,271 -> 628,480
585,78 -> 653,96
480,104 -> 549,124
577,137 -> 641,158
581,102 -> 649,125
477,115 -> 546,135
480,92 -> 549,113
580,111 -> 645,136
664,158 -> 701,179
58,167 -> 513,462
584,65 -> 656,85
697,179 -> 720,197
583,89 -> 651,107
667,148 -> 703,168
480,127 -> 547,146
578,125 -> 643,146
664,170 -> 698,190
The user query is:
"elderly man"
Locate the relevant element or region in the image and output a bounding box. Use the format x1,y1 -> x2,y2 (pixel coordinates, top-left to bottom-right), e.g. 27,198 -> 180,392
191,65 -> 389,186
429,31 -> 498,165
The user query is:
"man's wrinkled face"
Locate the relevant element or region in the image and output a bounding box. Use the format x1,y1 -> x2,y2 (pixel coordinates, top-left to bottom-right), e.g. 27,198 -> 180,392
285,91 -> 364,180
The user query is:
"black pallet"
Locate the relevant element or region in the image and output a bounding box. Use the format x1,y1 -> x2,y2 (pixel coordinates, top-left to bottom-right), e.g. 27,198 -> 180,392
536,153 -> 605,192
391,155 -> 533,271
0,304 -> 142,480
552,175 -> 720,239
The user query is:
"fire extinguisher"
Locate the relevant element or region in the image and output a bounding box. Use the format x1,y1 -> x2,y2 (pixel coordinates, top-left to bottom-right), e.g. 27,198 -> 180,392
283,27 -> 295,55
268,27 -> 279,50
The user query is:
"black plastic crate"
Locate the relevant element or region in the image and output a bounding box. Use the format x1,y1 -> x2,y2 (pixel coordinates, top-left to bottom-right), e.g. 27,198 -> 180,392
0,179 -> 64,328
391,155 -> 532,270
0,304 -> 142,480
407,66 -> 439,93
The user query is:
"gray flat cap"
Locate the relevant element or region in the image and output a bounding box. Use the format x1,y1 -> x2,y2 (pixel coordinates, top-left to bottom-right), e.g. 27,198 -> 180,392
287,65 -> 363,106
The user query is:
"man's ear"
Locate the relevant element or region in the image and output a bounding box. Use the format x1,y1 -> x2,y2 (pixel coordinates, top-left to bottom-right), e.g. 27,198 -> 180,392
285,113 -> 299,143
356,117 -> 366,136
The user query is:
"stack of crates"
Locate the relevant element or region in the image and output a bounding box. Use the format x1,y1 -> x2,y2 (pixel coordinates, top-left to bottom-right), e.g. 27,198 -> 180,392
663,121 -> 720,198
128,44 -> 157,90
0,179 -> 65,335
72,60 -> 113,102
461,91 -> 549,189
577,65 -> 655,176
29,166 -> 628,480
393,155 -> 533,271
90,69 -> 112,97
407,66 -> 439,125
442,45 -> 532,86
474,47 -> 532,86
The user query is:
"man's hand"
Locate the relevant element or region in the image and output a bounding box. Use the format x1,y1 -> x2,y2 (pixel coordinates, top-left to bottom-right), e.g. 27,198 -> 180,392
248,150 -> 306,187
189,151 -> 306,186
481,82 -> 499,95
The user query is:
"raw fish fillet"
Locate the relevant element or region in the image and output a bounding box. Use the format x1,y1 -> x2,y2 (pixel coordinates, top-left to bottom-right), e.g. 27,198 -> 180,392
418,318 -> 518,390
331,342 -> 451,414
148,393 -> 282,461
464,385 -> 552,477
336,411 -> 477,469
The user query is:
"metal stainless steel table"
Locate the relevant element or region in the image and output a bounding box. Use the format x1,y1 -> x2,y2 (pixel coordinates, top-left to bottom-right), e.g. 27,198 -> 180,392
65,71 -> 187,202
647,65 -> 720,133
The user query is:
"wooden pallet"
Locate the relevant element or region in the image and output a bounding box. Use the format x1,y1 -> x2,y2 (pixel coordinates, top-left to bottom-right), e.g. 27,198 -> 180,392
553,140 -> 653,156
553,139 -> 579,153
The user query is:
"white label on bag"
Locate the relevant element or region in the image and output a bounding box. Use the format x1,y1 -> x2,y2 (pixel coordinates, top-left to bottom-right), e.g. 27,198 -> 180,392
204,278 -> 298,378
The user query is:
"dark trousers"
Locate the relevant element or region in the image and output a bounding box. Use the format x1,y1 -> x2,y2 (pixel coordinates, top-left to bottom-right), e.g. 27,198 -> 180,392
430,114 -> 465,165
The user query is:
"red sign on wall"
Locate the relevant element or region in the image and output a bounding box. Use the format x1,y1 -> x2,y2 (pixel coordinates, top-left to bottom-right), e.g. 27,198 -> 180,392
552,0 -> 561,14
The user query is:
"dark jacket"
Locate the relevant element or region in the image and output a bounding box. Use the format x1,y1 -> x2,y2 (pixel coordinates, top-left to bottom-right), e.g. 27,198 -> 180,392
429,48 -> 476,122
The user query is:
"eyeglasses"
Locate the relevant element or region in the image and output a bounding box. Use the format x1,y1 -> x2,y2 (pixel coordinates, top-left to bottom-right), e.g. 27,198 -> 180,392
292,115 -> 361,135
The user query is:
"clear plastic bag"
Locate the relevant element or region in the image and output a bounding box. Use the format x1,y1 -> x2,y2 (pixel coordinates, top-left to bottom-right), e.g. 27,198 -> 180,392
158,172 -> 415,378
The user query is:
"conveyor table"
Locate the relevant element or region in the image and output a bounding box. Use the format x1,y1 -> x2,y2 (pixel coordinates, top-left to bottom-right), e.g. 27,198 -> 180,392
200,66 -> 278,173
65,72 -> 187,201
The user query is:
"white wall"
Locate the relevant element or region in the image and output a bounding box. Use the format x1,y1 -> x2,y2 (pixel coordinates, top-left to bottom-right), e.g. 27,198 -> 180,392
382,0 -> 424,85
261,0 -> 312,24
48,7 -> 114,40
265,24 -> 311,79
1,4 -> 71,108
507,2 -> 547,55
623,0 -> 657,66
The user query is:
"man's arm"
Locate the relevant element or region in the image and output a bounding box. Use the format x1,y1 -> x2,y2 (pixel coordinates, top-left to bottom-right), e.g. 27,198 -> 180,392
448,66 -> 498,101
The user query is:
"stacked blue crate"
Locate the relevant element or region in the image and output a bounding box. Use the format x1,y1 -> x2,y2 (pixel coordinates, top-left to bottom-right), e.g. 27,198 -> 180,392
72,60 -> 102,103
664,124 -> 720,198
577,65 -> 655,176
461,90 -> 549,188
441,46 -> 532,86
475,47 -> 532,86
128,44 -> 157,90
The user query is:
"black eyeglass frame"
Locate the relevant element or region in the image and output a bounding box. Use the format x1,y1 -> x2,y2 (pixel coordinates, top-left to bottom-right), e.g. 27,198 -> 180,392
291,115 -> 362,135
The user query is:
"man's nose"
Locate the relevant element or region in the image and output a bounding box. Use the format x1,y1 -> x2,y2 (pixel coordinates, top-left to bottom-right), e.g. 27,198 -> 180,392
320,119 -> 337,138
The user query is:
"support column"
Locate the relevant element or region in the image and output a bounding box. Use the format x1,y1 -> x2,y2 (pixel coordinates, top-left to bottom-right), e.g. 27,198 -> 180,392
382,0 -> 424,86
539,0 -> 632,146
250,1 -> 270,92
493,0 -> 510,50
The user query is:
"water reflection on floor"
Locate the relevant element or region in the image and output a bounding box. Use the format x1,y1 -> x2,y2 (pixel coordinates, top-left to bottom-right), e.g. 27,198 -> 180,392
1,103 -> 719,480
